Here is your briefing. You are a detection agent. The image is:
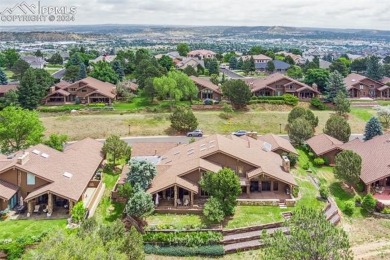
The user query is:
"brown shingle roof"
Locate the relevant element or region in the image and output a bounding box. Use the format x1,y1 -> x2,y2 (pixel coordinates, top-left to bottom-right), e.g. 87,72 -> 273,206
343,73 -> 384,90
258,134 -> 298,155
0,138 -> 103,202
0,85 -> 18,94
147,134 -> 297,194
306,134 -> 344,156
131,142 -> 178,157
76,77 -> 116,99
0,179 -> 19,200
190,76 -> 221,94
341,134 -> 390,184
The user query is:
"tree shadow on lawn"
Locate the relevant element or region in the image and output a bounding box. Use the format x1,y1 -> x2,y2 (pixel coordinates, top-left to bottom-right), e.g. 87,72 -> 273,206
105,202 -> 125,222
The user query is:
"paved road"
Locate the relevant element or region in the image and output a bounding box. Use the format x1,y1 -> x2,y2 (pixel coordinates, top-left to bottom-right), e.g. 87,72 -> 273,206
114,133 -> 364,145
220,68 -> 244,79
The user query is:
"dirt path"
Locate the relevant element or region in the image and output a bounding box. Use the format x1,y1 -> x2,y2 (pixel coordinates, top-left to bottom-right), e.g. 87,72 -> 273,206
352,240 -> 390,259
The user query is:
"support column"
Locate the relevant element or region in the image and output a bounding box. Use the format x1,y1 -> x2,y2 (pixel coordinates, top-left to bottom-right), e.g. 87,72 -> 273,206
259,181 -> 262,192
163,190 -> 166,200
271,181 -> 274,191
246,184 -> 250,195
47,193 -> 53,216
190,192 -> 194,207
27,201 -> 33,217
69,200 -> 74,213
367,184 -> 371,194
174,186 -> 178,208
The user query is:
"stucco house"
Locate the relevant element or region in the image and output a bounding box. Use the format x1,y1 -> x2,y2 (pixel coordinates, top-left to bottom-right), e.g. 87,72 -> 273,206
146,134 -> 297,212
187,50 -> 216,59
0,138 -> 104,217
42,77 -> 116,105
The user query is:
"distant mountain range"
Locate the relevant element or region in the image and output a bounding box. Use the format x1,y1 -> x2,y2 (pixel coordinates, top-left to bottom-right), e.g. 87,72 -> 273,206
0,24 -> 390,42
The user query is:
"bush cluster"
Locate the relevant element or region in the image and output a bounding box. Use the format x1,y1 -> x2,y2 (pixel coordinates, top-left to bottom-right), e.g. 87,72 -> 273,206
310,97 -> 327,110
145,223 -> 207,231
319,185 -> 329,199
143,231 -> 222,247
313,157 -> 325,167
292,186 -> 299,198
0,233 -> 47,260
248,94 -> 298,106
144,244 -> 225,256
343,201 -> 355,216
375,201 -> 385,212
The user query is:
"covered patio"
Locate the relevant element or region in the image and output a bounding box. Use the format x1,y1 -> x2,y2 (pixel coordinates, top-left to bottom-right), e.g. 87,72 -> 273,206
24,192 -> 76,218
152,184 -> 198,209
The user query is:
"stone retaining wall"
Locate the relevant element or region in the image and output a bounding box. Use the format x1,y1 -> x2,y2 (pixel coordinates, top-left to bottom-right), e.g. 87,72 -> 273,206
237,199 -> 279,206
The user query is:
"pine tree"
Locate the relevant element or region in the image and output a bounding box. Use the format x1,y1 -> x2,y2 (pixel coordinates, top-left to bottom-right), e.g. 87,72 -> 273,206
366,56 -> 383,81
237,57 -> 244,70
0,68 -> 8,85
111,60 -> 125,81
78,63 -> 87,80
326,71 -> 348,102
364,117 -> 383,141
17,68 -> 42,110
229,56 -> 238,70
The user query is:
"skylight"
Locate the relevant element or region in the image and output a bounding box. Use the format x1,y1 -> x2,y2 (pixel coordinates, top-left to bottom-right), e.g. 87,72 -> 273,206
41,153 -> 49,158
32,149 -> 41,155
63,172 -> 73,178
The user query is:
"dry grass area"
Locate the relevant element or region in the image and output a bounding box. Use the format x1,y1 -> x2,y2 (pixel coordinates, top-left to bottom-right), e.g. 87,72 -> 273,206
41,109 -> 368,140
146,249 -> 263,260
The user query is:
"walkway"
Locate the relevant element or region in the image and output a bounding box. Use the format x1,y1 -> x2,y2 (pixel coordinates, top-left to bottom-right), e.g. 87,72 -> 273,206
220,68 -> 244,79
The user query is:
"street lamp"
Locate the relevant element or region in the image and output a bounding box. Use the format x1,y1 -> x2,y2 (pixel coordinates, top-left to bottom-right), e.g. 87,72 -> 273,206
128,124 -> 131,135
279,123 -> 282,134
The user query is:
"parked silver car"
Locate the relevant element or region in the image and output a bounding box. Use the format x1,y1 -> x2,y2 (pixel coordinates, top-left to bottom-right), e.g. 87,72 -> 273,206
187,129 -> 203,137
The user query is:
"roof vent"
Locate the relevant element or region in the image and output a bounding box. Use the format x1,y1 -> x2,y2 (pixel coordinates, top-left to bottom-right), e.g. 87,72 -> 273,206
200,144 -> 206,147
200,147 -> 206,151
63,172 -> 73,178
262,142 -> 272,152
41,153 -> 49,158
6,154 -> 16,159
209,145 -> 215,148
173,151 -> 180,155
32,149 -> 41,155
209,140 -> 215,144
352,79 -> 356,82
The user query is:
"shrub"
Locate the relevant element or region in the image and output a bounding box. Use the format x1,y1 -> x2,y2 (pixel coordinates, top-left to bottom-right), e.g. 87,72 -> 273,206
292,186 -> 299,198
203,197 -> 225,223
343,201 -> 355,216
143,231 -> 222,246
71,201 -> 87,223
356,182 -> 365,192
310,97 -> 327,110
144,245 -> 225,256
323,157 -> 330,166
169,106 -> 198,133
354,195 -> 362,205
313,157 -> 325,167
319,185 -> 329,199
203,99 -> 213,105
382,208 -> 390,214
375,201 -> 385,212
362,194 -> 377,213
302,163 -> 310,170
283,94 -> 299,106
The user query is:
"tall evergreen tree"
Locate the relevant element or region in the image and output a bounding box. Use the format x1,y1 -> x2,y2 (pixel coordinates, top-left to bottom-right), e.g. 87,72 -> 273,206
249,56 -> 255,72
111,60 -> 125,81
325,70 -> 348,102
237,57 -> 244,70
229,56 -> 238,70
78,63 -> 87,80
266,61 -> 275,73
364,117 -> 383,141
17,68 -> 42,110
366,56 -> 383,81
0,68 -> 8,85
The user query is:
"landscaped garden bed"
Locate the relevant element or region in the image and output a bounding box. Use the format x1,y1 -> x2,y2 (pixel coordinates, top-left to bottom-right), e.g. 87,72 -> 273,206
144,244 -> 225,256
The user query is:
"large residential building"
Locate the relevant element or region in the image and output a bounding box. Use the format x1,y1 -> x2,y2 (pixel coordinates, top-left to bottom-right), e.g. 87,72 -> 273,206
245,73 -> 320,99
146,134 -> 297,212
344,73 -> 387,98
190,76 -> 222,101
21,55 -> 47,69
176,57 -> 205,70
187,50 -> 216,59
0,138 -> 104,217
43,77 -> 116,105
255,60 -> 291,73
241,54 -> 272,64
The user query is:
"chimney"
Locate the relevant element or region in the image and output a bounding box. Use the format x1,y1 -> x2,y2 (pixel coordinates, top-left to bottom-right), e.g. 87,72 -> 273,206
247,132 -> 258,140
154,149 -> 157,155
282,155 -> 290,172
50,86 -> 55,93
312,83 -> 318,91
17,152 -> 30,165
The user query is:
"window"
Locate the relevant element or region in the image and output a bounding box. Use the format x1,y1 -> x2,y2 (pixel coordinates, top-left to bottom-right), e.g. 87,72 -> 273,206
27,173 -> 35,185
81,89 -> 87,92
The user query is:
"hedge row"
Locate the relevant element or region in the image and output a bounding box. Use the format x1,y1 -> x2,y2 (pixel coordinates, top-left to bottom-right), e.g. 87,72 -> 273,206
249,100 -> 286,105
251,96 -> 285,101
143,231 -> 222,246
144,244 -> 225,256
249,94 -> 298,106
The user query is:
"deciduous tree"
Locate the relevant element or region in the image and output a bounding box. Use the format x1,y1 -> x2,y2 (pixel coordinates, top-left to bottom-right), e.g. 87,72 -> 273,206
158,55 -> 174,71
200,168 -> 241,216
334,150 -> 362,188
90,61 -> 119,84
222,80 -> 251,109
304,68 -> 330,92
287,107 -> 318,128
102,135 -> 132,166
125,190 -> 154,219
2,49 -> 20,69
177,43 -> 190,56
11,59 -> 30,79
286,65 -> 303,79
287,118 -> 314,146
377,106 -> 390,129
324,115 -> 351,142
44,133 -> 68,151
0,106 -> 44,153
364,117 -> 383,141
329,59 -> 349,77
127,159 -> 157,191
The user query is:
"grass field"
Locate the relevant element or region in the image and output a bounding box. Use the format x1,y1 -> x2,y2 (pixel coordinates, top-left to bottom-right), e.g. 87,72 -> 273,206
41,109 -> 369,140
350,107 -> 376,121
0,219 -> 66,240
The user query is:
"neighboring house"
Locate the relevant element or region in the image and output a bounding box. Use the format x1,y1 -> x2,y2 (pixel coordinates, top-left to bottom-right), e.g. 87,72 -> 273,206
319,59 -> 331,69
257,134 -> 298,155
241,54 -> 272,64
42,77 -> 116,105
0,138 -> 104,217
147,134 -> 297,211
381,77 -> 390,85
244,73 -> 320,99
190,76 -> 222,101
306,134 -> 344,165
155,51 -> 182,60
0,84 -> 18,97
187,50 -> 216,59
276,51 -> 304,64
255,60 -> 291,73
344,73 -> 386,98
89,55 -> 116,63
176,58 -> 205,70
21,55 -> 47,69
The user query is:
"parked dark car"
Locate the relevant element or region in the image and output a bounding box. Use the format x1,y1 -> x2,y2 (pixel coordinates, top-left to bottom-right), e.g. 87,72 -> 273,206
187,129 -> 203,137
232,130 -> 247,137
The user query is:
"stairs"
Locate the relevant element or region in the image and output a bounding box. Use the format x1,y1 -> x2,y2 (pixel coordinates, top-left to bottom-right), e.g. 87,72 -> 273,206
222,223 -> 288,254
323,198 -> 341,226
279,202 -> 287,209
350,99 -> 379,108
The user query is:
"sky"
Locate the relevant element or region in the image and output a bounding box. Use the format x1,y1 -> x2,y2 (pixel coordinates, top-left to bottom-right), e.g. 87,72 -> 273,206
0,0 -> 389,30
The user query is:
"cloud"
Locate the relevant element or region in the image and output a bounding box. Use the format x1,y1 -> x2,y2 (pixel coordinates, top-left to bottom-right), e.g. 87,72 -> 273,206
0,0 -> 389,30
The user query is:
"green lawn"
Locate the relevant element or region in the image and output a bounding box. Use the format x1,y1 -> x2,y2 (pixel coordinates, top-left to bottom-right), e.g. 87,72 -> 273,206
0,219 -> 66,240
350,107 -> 376,121
225,206 -> 288,229
146,213 -> 203,230
1,68 -> 14,79
377,100 -> 390,106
